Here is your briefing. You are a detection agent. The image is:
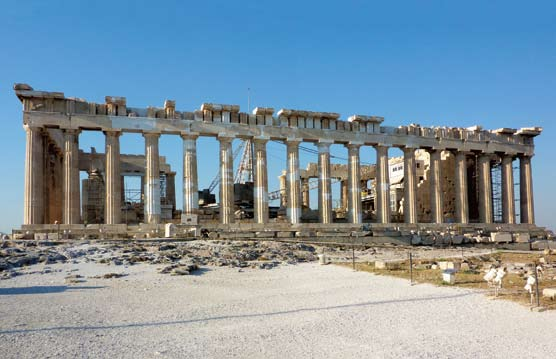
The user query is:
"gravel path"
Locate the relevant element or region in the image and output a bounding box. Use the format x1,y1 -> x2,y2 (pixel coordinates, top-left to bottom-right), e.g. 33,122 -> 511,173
0,261 -> 555,358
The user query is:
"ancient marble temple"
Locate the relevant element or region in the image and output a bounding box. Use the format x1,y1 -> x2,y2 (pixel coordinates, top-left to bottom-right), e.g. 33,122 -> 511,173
14,83 -> 543,239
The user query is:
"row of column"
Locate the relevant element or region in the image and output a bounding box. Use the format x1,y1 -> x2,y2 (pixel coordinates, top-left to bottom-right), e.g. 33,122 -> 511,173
427,150 -> 535,225
23,126 -> 536,226
197,139 -> 535,226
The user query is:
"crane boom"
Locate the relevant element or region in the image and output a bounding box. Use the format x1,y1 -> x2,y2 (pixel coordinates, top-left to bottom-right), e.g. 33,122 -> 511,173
207,140 -> 246,193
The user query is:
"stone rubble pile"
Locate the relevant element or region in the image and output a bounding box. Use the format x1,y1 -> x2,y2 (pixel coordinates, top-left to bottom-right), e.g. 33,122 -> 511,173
0,240 -> 319,278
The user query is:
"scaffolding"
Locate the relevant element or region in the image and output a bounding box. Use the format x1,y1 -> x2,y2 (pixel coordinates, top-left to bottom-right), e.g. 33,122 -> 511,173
492,161 -> 521,223
491,161 -> 502,223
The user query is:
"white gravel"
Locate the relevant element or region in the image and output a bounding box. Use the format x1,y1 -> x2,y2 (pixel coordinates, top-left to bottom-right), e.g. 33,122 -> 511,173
0,261 -> 555,358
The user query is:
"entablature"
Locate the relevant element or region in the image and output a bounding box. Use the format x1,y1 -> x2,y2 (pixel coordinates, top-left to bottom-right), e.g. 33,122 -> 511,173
15,83 -> 540,157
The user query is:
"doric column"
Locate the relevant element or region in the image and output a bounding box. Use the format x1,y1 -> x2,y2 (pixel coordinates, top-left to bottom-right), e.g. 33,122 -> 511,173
520,155 -> 535,224
144,132 -> 161,224
403,147 -> 418,224
340,180 -> 348,210
346,142 -> 362,224
317,140 -> 333,224
62,129 -> 81,224
454,151 -> 469,224
375,145 -> 390,223
279,171 -> 287,208
301,178 -> 310,208
286,139 -> 302,224
218,135 -> 234,224
140,176 -> 145,202
501,154 -> 515,224
23,125 -> 44,225
120,176 -> 126,204
477,153 -> 493,224
181,133 -> 199,216
166,172 -> 176,211
104,130 -> 122,224
253,138 -> 269,224
428,149 -> 443,224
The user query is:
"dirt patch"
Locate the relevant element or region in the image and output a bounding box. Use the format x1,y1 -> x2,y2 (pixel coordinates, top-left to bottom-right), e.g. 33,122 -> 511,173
344,250 -> 556,310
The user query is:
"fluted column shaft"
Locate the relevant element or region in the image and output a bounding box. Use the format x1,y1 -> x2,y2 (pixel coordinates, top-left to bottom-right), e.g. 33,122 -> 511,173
181,134 -> 199,216
340,181 -> 348,210
104,130 -> 121,224
253,138 -> 269,224
477,153 -> 493,223
317,141 -> 333,224
346,143 -> 362,224
520,155 -> 535,224
219,136 -> 234,224
301,178 -> 310,208
23,125 -> 44,224
375,145 -> 390,223
279,172 -> 287,208
286,140 -> 302,224
429,149 -> 443,224
144,132 -> 161,224
501,154 -> 515,224
454,151 -> 469,224
166,172 -> 176,210
403,147 -> 418,224
62,129 -> 81,224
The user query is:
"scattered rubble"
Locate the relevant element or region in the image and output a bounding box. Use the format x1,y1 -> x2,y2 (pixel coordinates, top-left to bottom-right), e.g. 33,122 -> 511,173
92,273 -> 128,279
0,240 -> 319,277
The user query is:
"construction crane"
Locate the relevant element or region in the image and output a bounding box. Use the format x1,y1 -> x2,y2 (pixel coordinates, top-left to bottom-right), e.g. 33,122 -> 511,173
268,177 -> 341,201
207,141 -> 247,193
234,139 -> 253,184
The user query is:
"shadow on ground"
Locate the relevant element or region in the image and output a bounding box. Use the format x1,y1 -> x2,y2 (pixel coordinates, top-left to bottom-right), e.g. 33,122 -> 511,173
0,292 -> 475,335
0,285 -> 105,296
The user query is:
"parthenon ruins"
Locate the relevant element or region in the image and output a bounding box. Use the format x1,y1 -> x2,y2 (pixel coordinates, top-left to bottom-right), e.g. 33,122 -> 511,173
14,83 -> 545,241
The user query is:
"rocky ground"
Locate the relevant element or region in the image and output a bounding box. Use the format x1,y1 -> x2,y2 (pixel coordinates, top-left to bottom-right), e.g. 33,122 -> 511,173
1,259 -> 556,358
0,240 -> 322,280
0,239 -> 495,281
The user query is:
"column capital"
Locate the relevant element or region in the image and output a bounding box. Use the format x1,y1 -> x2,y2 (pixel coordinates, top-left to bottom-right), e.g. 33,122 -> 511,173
345,141 -> 364,149
373,143 -> 390,150
518,153 -> 534,159
62,128 -> 81,136
217,134 -> 235,144
142,131 -> 161,139
501,154 -> 514,163
23,124 -> 44,132
180,132 -> 199,140
454,150 -> 467,158
253,136 -> 270,144
316,139 -> 333,152
496,151 -> 517,158
286,138 -> 302,150
425,147 -> 443,153
103,129 -> 122,137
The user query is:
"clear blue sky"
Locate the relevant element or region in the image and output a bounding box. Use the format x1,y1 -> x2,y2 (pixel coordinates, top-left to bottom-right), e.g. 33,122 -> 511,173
1,0 -> 554,233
